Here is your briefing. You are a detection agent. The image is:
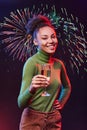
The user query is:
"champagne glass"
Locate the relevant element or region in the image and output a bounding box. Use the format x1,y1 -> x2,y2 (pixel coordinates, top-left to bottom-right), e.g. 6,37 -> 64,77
40,64 -> 51,96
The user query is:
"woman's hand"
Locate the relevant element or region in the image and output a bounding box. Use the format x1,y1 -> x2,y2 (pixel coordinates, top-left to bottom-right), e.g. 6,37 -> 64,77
53,100 -> 62,110
29,75 -> 50,94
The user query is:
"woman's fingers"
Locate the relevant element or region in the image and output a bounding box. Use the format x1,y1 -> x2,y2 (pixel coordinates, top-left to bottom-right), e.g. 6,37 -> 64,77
32,75 -> 50,81
31,74 -> 50,88
53,100 -> 62,110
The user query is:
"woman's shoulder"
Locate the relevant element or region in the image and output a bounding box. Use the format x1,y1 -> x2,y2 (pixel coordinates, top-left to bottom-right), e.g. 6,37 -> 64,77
23,53 -> 37,68
52,57 -> 64,65
51,57 -> 65,70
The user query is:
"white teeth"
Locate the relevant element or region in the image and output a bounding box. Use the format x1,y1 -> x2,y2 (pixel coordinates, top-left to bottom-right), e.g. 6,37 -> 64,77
48,46 -> 56,49
47,45 -> 56,47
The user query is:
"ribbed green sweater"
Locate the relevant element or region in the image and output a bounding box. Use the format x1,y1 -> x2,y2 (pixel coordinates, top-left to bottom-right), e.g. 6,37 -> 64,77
18,49 -> 71,112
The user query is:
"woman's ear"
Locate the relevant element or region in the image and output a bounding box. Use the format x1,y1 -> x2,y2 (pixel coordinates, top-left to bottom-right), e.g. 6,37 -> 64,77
33,39 -> 38,46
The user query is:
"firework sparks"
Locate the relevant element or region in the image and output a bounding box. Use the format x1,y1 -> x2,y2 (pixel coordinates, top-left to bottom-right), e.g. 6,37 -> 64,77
49,7 -> 87,75
0,5 -> 87,75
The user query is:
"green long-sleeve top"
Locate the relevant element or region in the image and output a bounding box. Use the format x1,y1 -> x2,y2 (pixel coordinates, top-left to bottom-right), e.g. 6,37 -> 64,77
18,49 -> 71,112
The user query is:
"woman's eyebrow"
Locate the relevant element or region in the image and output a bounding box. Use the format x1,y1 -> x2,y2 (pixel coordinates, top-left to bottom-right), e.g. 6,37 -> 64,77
41,34 -> 48,36
41,33 -> 56,37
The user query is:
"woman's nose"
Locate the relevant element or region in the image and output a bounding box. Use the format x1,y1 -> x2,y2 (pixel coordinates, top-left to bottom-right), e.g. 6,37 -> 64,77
48,38 -> 53,43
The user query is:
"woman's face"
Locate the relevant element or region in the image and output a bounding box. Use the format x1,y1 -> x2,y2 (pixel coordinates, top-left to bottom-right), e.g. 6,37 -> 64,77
33,26 -> 58,54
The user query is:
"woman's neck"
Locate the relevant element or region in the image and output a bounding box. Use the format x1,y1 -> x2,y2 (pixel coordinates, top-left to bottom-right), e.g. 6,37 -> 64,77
37,49 -> 52,63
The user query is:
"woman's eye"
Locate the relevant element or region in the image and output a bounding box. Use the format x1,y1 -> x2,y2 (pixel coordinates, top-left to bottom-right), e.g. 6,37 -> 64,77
42,37 -> 48,40
51,35 -> 57,39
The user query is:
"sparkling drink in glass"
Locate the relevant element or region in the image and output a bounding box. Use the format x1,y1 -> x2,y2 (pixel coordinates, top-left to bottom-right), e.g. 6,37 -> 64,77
40,64 -> 51,96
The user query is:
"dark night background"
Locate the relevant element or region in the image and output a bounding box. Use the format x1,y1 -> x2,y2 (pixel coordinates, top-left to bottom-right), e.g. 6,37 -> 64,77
0,0 -> 87,130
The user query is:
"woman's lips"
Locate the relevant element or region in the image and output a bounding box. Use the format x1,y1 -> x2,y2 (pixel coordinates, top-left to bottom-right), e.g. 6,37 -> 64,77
48,45 -> 57,50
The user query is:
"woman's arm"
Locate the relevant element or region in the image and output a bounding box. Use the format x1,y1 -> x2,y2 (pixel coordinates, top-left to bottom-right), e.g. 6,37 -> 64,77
17,59 -> 35,108
58,61 -> 71,109
17,59 -> 50,109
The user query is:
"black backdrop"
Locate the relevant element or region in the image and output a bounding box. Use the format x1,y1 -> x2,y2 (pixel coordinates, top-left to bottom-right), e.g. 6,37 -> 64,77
0,0 -> 87,130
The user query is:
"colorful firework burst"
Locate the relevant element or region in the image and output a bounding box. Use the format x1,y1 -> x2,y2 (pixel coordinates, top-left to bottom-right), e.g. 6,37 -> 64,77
0,4 -> 87,75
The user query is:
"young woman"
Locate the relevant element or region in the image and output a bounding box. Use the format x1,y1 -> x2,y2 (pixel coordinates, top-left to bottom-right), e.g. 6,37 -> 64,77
18,15 -> 71,130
